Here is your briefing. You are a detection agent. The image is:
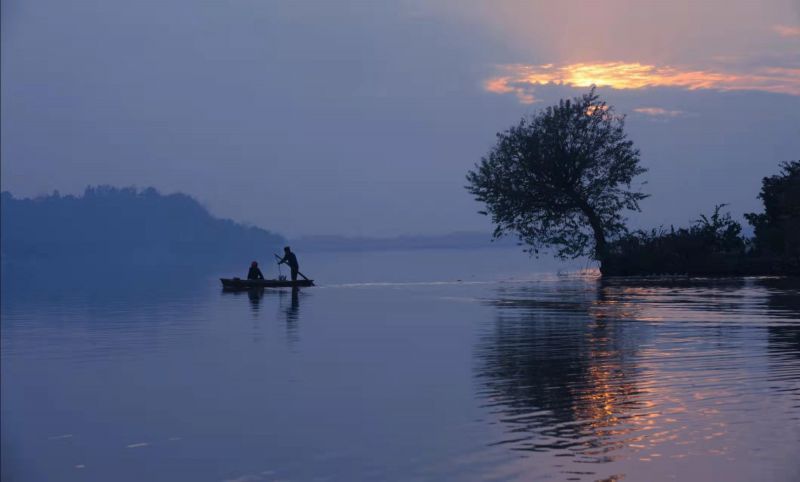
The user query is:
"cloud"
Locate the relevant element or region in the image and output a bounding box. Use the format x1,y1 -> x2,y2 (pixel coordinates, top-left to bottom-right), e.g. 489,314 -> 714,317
633,107 -> 686,118
484,62 -> 800,103
482,77 -> 537,104
773,25 -> 800,38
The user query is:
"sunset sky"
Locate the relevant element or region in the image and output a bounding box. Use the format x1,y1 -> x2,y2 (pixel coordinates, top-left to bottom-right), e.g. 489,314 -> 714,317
2,0 -> 799,236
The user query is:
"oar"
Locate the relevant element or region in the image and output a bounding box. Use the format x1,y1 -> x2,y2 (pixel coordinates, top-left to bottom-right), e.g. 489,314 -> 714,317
274,253 -> 311,281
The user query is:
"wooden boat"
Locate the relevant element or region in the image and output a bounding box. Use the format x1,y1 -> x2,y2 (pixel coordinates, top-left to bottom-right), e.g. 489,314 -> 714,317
220,278 -> 314,290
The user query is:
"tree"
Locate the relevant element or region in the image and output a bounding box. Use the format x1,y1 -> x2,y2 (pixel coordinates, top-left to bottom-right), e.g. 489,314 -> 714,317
692,204 -> 747,254
745,160 -> 800,258
466,89 -> 647,273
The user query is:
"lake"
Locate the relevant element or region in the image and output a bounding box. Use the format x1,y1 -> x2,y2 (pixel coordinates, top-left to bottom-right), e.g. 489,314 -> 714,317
2,248 -> 799,482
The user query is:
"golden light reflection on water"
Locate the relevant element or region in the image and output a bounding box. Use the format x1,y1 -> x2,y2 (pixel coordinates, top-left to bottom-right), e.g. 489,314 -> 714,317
484,62 -> 800,103
475,277 -> 800,481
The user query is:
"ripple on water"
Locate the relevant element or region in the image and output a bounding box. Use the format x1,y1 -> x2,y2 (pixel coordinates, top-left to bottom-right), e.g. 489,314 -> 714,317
474,277 -> 800,481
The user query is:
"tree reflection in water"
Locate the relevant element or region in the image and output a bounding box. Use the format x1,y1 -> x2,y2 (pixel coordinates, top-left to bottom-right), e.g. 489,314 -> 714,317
760,277 -> 800,359
475,279 -> 645,462
473,275 -> 800,476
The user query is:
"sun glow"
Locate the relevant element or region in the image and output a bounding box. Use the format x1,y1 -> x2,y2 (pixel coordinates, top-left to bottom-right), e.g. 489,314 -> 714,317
485,62 -> 800,103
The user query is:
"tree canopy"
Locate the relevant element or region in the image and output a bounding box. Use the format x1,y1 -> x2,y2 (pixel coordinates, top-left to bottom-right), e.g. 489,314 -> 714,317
745,160 -> 800,258
466,89 -> 647,271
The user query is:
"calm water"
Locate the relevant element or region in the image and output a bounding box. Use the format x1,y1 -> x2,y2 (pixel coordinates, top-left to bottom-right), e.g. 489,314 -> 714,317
2,249 -> 799,482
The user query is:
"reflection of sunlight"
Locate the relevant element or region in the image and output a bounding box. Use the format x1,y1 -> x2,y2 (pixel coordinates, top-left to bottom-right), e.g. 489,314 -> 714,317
476,277 -> 800,480
485,62 -> 800,103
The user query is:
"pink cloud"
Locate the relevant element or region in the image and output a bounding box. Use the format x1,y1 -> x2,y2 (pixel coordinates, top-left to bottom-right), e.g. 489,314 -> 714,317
773,25 -> 800,38
633,107 -> 686,118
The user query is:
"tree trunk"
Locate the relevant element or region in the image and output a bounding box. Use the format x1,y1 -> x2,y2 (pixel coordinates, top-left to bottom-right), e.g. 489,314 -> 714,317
577,202 -> 608,273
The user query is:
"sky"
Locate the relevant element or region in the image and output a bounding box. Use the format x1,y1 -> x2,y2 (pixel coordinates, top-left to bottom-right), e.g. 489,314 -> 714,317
2,0 -> 799,237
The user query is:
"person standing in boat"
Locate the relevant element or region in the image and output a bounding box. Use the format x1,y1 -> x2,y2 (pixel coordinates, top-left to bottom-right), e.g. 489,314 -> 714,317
277,246 -> 300,281
247,261 -> 265,280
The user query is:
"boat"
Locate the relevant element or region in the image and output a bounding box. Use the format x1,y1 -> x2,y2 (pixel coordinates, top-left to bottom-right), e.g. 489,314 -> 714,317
220,278 -> 315,290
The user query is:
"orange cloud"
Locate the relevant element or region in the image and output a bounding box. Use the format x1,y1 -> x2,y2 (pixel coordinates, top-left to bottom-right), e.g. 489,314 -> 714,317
483,77 -> 535,104
773,25 -> 800,38
485,62 -> 800,103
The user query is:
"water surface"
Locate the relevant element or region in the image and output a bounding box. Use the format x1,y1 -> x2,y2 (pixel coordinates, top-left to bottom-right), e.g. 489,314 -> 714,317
2,249 -> 799,481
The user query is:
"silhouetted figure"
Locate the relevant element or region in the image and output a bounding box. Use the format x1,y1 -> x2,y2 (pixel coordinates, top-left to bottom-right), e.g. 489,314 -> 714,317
277,246 -> 300,281
247,261 -> 265,280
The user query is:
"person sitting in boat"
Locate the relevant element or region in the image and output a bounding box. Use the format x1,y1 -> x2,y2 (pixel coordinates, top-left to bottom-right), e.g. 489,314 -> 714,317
247,261 -> 265,280
277,246 -> 300,281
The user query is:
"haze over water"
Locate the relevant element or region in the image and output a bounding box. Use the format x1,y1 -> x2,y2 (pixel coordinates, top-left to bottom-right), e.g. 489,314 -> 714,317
2,249 -> 800,481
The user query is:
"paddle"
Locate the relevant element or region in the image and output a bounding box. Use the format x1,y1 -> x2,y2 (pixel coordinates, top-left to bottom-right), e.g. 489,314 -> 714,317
274,253 -> 311,281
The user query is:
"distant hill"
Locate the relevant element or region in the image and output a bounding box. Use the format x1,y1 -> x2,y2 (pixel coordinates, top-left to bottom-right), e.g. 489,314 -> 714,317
1,186 -> 285,269
291,231 -> 519,252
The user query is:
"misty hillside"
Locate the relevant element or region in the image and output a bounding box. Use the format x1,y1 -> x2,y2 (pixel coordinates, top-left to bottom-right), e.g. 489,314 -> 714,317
292,232 -> 519,252
1,186 -> 285,268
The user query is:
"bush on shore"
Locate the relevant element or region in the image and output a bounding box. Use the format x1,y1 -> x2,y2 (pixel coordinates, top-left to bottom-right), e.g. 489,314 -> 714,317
605,206 -> 752,276
605,161 -> 800,277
